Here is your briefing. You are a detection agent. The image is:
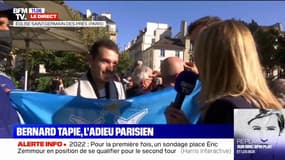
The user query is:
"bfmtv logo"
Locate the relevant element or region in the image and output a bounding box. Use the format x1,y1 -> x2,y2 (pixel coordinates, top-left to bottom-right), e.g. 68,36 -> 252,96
13,8 -> 45,21
13,8 -> 28,20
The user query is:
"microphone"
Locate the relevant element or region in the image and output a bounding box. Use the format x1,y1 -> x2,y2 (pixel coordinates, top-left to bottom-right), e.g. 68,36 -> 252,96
173,70 -> 198,109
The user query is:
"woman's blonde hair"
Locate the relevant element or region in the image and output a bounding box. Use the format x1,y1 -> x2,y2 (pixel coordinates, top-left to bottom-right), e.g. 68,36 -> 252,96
194,20 -> 282,109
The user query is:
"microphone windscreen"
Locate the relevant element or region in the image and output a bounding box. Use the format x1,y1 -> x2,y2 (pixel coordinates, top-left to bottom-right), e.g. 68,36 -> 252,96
175,70 -> 198,95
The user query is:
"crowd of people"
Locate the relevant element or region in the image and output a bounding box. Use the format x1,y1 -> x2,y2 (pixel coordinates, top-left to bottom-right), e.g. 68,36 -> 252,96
1,1 -> 285,138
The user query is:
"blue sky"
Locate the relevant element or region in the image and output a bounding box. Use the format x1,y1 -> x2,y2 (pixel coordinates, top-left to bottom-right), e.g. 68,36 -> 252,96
65,1 -> 285,50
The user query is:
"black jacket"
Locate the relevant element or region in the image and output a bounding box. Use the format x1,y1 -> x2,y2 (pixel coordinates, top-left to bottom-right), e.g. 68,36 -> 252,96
202,96 -> 256,124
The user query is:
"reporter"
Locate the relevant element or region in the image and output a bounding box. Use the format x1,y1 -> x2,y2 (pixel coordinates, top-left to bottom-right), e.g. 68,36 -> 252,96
166,20 -> 283,124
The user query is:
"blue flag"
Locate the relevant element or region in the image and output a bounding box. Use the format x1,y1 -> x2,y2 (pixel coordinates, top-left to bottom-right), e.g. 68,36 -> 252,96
9,81 -> 201,124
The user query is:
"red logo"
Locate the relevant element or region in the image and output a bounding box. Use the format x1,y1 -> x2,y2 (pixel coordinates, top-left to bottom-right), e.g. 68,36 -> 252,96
28,13 -> 59,21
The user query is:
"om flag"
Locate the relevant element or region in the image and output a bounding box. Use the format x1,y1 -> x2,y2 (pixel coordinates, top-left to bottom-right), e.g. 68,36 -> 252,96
9,81 -> 201,124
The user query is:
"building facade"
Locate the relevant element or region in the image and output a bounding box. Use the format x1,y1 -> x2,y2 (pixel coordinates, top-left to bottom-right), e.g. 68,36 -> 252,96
125,22 -> 171,63
86,10 -> 117,42
174,20 -> 191,61
125,21 -> 188,71
143,37 -> 184,71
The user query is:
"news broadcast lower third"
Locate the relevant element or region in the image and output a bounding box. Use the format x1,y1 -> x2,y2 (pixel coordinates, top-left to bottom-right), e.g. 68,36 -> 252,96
4,125 -> 234,160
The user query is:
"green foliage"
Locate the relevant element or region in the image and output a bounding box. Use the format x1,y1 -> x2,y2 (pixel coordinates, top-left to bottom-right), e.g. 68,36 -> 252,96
22,49 -> 88,75
10,48 -> 88,90
275,36 -> 285,71
81,27 -> 110,49
3,1 -> 114,91
246,21 -> 280,68
255,29 -> 279,68
37,76 -> 52,92
116,51 -> 133,76
247,20 -> 259,33
61,3 -> 111,49
245,20 -> 285,78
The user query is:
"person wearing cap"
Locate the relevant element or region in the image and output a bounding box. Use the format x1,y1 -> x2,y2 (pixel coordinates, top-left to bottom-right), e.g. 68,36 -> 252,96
0,1 -> 20,138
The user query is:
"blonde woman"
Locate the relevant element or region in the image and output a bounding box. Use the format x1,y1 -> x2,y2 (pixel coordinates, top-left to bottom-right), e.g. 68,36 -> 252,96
165,20 -> 283,124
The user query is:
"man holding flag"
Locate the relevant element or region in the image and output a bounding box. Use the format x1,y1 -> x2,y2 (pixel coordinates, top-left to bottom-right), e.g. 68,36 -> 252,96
8,15 -> 202,125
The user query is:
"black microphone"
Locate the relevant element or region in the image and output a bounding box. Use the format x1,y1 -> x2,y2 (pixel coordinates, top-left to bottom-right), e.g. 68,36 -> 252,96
173,70 -> 198,109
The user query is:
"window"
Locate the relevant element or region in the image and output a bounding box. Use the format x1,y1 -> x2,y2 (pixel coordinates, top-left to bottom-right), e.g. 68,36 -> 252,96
160,49 -> 165,57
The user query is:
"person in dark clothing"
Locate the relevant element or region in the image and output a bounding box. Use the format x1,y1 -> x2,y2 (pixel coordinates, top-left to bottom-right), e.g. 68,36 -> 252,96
0,1 -> 20,137
165,20 -> 283,124
49,76 -> 64,94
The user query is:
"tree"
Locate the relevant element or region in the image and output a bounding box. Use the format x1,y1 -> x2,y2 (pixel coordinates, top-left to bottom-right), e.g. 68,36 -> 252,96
243,20 -> 285,79
247,20 -> 259,33
28,50 -> 88,74
275,35 -> 285,76
81,27 -> 110,49
255,28 -> 279,68
116,51 -> 133,76
246,21 -> 279,67
6,2 -> 111,90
